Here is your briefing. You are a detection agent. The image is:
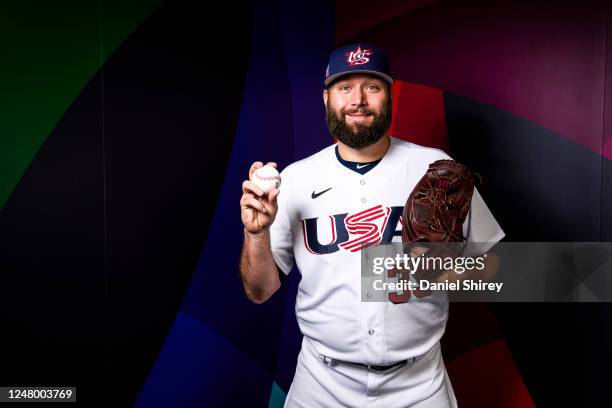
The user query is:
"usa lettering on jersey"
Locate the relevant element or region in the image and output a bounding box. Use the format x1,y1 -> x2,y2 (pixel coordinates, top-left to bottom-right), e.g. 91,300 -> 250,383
302,205 -> 404,255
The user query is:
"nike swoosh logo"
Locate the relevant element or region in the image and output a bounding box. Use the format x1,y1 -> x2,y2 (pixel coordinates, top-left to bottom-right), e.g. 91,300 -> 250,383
356,163 -> 371,169
311,187 -> 332,199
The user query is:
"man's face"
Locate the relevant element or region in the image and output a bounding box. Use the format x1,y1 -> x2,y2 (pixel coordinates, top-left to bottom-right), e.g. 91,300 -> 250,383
324,74 -> 392,149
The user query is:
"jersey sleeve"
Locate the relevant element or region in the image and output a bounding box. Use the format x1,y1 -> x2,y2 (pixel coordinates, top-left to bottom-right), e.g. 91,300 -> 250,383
270,176 -> 295,275
462,187 -> 505,256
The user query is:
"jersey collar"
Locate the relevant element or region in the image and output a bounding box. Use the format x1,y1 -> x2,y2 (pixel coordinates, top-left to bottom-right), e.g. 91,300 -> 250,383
334,145 -> 383,175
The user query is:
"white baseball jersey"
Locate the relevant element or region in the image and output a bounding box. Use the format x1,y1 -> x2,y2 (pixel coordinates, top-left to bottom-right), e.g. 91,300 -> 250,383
270,136 -> 504,366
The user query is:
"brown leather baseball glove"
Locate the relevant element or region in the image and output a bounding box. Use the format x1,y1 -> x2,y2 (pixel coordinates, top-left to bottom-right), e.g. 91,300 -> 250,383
402,159 -> 480,243
401,160 -> 480,281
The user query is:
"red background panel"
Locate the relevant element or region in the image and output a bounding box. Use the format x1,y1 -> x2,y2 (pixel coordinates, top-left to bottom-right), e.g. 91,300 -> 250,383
390,81 -> 448,150
446,340 -> 536,408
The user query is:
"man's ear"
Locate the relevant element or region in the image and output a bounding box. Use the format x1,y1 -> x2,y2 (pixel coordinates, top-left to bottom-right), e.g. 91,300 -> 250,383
323,88 -> 328,108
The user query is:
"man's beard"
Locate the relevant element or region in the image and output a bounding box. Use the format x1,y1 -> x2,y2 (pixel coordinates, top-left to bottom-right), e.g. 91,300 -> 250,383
326,99 -> 392,149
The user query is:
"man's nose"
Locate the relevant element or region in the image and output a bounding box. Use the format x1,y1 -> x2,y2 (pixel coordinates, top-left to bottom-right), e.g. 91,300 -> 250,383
349,88 -> 367,106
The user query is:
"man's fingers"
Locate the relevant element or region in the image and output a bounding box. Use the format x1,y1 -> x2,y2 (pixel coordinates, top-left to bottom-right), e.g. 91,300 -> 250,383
261,199 -> 277,215
242,180 -> 264,197
409,245 -> 429,257
242,196 -> 268,214
265,162 -> 277,168
248,161 -> 264,178
240,193 -> 255,207
268,188 -> 280,206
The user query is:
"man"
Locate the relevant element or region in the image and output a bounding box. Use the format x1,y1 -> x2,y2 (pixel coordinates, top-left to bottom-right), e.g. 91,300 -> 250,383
240,43 -> 504,407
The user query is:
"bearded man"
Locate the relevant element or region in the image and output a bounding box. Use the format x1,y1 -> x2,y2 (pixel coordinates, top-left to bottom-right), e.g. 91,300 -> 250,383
239,43 -> 504,407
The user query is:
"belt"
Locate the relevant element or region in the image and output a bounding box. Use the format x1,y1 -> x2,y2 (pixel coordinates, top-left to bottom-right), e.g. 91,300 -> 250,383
319,354 -> 416,372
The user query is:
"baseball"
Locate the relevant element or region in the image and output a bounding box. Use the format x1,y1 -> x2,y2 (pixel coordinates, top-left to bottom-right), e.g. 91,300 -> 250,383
251,165 -> 281,194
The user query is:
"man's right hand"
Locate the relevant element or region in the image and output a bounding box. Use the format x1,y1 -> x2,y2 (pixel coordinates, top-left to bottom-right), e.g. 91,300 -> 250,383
241,161 -> 280,234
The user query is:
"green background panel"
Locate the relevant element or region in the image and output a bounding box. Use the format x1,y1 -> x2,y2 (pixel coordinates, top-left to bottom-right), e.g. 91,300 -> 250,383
0,0 -> 162,209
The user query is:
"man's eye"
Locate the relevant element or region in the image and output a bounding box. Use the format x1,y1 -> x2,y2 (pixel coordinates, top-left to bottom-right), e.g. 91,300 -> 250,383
368,85 -> 380,91
339,86 -> 350,91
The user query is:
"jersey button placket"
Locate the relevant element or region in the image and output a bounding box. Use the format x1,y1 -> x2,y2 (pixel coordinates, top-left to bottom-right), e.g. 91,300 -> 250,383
359,179 -> 367,204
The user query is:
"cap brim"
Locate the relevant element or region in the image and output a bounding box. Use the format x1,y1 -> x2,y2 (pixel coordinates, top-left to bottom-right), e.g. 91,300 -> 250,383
324,70 -> 394,86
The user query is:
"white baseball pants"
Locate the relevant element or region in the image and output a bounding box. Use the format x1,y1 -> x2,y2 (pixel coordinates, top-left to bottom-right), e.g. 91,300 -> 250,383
284,337 -> 458,408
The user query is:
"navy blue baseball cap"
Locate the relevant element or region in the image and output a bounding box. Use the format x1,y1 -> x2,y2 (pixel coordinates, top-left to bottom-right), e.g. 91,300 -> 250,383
324,43 -> 393,86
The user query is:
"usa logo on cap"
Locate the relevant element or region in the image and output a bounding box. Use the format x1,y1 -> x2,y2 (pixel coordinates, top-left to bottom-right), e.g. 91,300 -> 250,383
345,46 -> 372,66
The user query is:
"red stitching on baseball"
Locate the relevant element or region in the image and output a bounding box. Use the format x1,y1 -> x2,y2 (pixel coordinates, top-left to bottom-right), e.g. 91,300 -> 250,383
255,174 -> 280,181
